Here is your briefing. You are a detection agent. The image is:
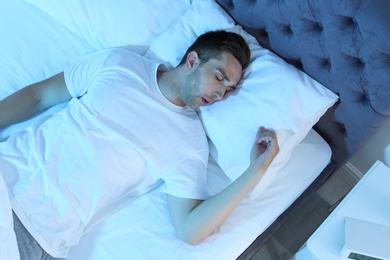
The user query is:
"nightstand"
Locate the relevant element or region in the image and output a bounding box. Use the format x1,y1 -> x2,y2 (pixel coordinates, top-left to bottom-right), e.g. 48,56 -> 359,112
295,160 -> 390,259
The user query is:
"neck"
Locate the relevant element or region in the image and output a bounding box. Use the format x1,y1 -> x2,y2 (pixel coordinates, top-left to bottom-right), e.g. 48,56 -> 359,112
157,68 -> 185,107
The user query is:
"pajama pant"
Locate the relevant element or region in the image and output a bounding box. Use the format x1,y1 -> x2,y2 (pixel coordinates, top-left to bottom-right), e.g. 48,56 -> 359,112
13,212 -> 59,260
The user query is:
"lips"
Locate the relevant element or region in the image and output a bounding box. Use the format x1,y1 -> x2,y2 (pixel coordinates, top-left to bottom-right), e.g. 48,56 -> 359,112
201,97 -> 210,106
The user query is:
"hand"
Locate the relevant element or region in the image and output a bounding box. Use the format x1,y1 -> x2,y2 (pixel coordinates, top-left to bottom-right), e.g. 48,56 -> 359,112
250,126 -> 279,172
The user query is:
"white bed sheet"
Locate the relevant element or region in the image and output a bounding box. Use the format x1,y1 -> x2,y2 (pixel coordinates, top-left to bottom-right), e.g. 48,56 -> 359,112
0,129 -> 330,260
65,129 -> 331,260
0,0 -> 95,141
0,1 -> 331,259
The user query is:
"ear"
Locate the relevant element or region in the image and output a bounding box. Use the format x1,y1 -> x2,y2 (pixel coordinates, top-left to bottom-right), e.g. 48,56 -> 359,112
186,51 -> 200,71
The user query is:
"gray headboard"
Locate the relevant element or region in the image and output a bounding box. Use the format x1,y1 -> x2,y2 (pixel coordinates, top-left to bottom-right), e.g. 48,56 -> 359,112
215,0 -> 390,258
217,0 -> 390,169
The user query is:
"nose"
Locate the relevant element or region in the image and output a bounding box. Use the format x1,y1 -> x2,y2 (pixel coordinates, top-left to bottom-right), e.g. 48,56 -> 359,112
214,84 -> 229,101
213,91 -> 224,101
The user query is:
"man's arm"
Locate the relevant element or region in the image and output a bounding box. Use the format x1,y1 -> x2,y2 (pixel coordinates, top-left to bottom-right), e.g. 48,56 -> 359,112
167,127 -> 279,245
0,72 -> 72,129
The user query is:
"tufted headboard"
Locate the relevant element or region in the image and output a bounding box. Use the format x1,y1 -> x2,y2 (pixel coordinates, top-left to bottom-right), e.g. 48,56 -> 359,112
216,0 -> 390,257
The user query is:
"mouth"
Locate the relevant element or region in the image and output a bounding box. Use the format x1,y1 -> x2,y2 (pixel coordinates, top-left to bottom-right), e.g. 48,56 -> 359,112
201,97 -> 210,106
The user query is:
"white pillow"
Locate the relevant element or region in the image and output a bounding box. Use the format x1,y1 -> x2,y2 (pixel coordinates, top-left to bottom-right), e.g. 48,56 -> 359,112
25,0 -> 191,50
145,0 -> 338,199
145,0 -> 235,67
202,41 -> 338,199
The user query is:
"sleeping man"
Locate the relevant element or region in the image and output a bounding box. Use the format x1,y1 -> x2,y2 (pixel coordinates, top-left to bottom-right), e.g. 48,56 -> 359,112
0,30 -> 279,260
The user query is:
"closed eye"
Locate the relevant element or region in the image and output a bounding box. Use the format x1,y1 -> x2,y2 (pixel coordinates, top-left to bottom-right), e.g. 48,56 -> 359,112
227,86 -> 236,92
226,86 -> 238,93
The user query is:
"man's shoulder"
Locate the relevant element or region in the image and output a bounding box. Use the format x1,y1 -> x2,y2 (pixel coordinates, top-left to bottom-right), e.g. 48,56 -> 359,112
101,47 -> 141,60
101,47 -> 157,68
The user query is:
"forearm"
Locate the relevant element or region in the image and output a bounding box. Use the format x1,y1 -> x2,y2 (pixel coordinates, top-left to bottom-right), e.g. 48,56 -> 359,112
0,73 -> 70,129
168,127 -> 279,245
170,165 -> 264,245
0,85 -> 43,129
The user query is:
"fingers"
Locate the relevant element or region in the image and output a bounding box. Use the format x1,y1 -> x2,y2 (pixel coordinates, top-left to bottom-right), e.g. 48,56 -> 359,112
249,127 -> 280,171
255,127 -> 279,156
256,126 -> 277,145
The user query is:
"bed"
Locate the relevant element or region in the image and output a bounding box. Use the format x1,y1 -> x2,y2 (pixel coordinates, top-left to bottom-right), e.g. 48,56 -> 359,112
0,0 -> 389,259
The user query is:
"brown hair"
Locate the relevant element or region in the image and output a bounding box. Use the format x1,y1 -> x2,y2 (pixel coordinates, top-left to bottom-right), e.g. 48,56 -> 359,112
178,30 -> 251,69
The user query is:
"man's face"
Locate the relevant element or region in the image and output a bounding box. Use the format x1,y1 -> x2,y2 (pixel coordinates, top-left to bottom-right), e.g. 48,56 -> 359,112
180,52 -> 243,109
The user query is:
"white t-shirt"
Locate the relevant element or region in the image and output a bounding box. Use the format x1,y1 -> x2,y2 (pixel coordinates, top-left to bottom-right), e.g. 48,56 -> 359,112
0,48 -> 209,257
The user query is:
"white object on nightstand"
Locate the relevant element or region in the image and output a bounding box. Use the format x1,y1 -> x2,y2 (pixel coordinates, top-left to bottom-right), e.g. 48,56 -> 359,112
341,217 -> 390,259
305,160 -> 390,260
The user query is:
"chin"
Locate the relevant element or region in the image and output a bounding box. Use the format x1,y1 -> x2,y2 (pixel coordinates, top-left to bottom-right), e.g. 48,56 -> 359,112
188,101 -> 200,109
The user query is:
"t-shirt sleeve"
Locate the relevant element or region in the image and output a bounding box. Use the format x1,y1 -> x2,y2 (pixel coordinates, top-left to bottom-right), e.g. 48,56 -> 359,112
160,149 -> 210,200
64,49 -> 112,98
